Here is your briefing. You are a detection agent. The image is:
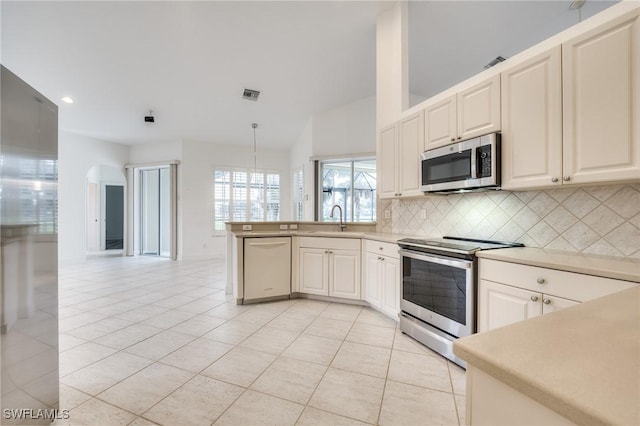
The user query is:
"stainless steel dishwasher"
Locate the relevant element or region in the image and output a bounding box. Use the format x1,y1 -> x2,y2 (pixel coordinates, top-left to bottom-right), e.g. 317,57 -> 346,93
243,237 -> 292,303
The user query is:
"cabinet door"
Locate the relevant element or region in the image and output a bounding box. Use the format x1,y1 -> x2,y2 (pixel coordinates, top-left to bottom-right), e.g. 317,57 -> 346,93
457,74 -> 501,141
364,253 -> 382,308
424,95 -> 457,150
299,248 -> 328,296
381,256 -> 400,319
478,280 -> 542,332
329,249 -> 361,300
563,12 -> 640,184
542,295 -> 579,315
398,111 -> 424,197
501,47 -> 563,190
378,124 -> 399,199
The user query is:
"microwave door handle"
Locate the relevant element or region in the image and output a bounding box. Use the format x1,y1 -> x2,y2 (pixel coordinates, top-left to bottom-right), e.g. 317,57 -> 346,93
470,146 -> 478,179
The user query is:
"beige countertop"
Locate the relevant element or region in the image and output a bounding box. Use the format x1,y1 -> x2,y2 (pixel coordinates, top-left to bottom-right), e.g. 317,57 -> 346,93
232,230 -> 413,244
478,247 -> 640,283
454,285 -> 640,426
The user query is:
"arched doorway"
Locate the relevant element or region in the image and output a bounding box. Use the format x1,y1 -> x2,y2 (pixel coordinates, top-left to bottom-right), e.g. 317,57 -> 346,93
86,165 -> 126,254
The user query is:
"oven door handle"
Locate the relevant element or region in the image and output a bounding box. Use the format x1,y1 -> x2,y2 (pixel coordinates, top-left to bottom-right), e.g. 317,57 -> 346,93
398,249 -> 473,269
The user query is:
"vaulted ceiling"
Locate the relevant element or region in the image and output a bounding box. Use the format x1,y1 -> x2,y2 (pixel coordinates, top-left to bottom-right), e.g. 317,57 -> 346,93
1,1 -> 617,149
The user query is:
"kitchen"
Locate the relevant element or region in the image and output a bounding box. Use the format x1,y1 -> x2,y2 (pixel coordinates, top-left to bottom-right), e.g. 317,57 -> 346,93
1,0 -> 638,422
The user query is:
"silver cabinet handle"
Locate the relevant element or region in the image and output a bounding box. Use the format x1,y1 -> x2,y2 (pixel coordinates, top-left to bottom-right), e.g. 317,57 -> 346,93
551,177 -> 559,183
543,298 -> 551,305
537,278 -> 546,284
563,176 -> 571,182
530,295 -> 539,302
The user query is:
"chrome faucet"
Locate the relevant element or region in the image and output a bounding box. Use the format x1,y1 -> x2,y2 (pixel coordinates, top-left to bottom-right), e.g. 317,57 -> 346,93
330,205 -> 346,231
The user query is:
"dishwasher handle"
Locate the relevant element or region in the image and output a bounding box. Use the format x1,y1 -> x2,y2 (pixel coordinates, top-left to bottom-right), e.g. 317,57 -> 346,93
246,241 -> 290,247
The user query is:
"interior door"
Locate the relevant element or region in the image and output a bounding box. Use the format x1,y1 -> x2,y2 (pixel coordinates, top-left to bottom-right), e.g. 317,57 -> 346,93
86,182 -> 100,251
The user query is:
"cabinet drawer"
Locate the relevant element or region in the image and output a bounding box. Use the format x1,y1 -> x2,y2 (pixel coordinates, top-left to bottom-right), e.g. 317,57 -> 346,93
299,237 -> 361,251
479,259 -> 636,302
364,239 -> 400,259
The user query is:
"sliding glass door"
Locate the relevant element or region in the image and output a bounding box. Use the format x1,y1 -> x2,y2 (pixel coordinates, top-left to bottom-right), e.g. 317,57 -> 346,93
140,167 -> 170,257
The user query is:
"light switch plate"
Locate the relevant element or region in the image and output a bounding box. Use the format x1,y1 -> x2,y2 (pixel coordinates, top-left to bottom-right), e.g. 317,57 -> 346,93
384,210 -> 391,219
289,224 -> 298,230
279,224 -> 288,230
421,209 -> 427,219
242,224 -> 252,231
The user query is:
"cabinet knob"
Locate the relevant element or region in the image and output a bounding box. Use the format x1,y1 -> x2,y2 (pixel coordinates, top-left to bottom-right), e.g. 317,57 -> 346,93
457,137 -> 462,140
537,278 -> 546,284
563,176 -> 571,182
451,138 -> 455,142
328,251 -> 333,254
325,250 -> 328,254
530,295 -> 539,302
551,177 -> 559,183
543,298 -> 551,305
379,247 -> 383,250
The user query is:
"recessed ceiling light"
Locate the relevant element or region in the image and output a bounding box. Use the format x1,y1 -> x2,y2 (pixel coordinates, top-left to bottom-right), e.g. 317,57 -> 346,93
61,96 -> 74,104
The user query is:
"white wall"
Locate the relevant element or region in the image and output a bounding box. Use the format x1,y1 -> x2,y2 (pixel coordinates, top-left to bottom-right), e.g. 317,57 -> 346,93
181,139 -> 291,260
129,141 -> 182,164
290,119 -> 315,220
58,131 -> 129,265
311,96 -> 376,157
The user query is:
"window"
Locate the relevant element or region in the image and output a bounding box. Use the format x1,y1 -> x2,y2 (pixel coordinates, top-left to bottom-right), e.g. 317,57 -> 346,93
319,159 -> 376,222
214,168 -> 280,232
293,167 -> 304,221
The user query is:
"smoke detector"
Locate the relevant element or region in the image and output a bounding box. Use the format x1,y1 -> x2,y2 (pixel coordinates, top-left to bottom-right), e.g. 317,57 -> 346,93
242,89 -> 260,101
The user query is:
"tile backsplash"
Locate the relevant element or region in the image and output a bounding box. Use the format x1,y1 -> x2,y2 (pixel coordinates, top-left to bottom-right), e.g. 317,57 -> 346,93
378,183 -> 640,259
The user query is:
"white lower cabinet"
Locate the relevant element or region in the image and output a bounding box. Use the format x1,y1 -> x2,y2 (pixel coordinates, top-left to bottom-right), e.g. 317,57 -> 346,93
478,258 -> 633,332
364,241 -> 400,319
478,279 -> 579,332
298,237 -> 361,300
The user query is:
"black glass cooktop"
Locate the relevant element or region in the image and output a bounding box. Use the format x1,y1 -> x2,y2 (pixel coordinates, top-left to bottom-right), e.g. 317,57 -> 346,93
398,236 -> 523,255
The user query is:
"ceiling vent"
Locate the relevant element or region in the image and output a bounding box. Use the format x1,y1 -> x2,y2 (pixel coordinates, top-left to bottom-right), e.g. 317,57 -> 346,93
484,56 -> 506,69
242,89 -> 260,101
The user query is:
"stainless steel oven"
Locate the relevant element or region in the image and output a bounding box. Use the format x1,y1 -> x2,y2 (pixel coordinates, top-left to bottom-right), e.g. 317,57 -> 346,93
398,237 -> 523,368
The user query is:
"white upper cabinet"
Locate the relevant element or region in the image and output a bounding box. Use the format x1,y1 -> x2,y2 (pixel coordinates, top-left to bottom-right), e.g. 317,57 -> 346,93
424,96 -> 457,150
424,75 -> 501,151
457,74 -> 502,141
501,46 -> 563,189
379,113 -> 423,199
398,111 -> 424,197
378,123 -> 398,199
562,11 -> 640,185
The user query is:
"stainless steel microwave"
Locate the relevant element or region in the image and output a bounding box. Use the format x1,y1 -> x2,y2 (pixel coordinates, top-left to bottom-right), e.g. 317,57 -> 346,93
421,133 -> 501,193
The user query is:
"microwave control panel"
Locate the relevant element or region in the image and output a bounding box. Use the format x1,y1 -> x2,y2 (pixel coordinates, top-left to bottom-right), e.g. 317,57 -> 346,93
477,145 -> 492,178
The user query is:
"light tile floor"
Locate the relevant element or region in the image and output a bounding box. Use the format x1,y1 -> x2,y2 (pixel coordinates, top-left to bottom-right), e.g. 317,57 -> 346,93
55,255 -> 466,426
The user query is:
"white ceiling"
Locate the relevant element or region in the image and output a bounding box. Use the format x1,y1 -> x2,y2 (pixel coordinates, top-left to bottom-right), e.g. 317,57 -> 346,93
1,1 -> 618,149
1,1 -> 381,148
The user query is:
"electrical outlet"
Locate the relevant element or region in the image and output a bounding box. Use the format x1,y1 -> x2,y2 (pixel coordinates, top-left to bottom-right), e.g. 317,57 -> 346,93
279,224 -> 288,230
289,224 -> 298,230
421,209 -> 427,219
242,224 -> 252,231
384,209 -> 391,219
